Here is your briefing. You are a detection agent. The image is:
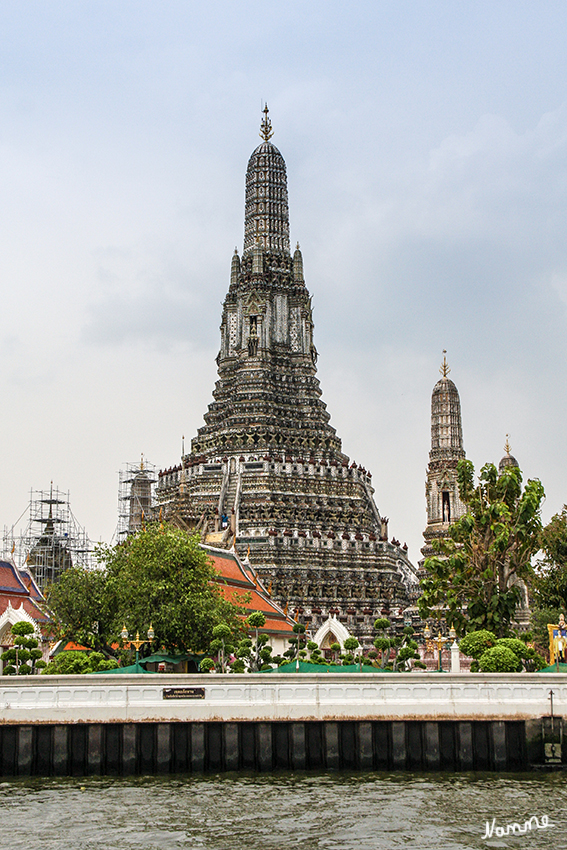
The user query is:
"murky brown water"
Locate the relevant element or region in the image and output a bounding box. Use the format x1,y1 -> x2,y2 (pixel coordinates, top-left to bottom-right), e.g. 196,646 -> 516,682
0,771 -> 565,850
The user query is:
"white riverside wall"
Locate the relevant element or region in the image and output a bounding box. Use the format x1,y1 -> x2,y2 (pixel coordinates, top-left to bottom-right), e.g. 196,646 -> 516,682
0,672 -> 565,724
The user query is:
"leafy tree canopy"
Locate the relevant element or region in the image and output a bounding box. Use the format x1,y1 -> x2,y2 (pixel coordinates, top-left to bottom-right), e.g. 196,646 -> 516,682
419,459 -> 545,637
42,650 -> 119,675
100,524 -> 244,653
47,524 -> 244,655
459,629 -> 545,672
1,622 -> 43,675
45,565 -> 110,650
532,506 -> 567,610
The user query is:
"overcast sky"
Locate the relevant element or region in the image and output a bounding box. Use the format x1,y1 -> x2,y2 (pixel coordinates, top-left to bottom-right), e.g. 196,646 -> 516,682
1,1 -> 567,563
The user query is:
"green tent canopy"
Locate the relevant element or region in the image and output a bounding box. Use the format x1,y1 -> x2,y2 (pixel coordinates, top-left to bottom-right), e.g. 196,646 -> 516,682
141,652 -> 204,666
261,661 -> 393,673
539,662 -> 567,672
94,661 -> 150,674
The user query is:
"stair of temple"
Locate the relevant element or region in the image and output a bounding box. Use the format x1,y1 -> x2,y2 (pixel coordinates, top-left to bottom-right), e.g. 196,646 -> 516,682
224,469 -> 239,518
156,108 -> 418,641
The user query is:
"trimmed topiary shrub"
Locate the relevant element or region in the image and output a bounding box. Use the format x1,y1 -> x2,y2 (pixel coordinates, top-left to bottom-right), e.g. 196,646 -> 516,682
458,630 -> 497,660
478,645 -> 521,672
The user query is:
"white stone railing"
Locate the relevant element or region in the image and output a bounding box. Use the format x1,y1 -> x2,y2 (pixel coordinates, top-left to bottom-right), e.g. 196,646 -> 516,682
0,672 -> 565,724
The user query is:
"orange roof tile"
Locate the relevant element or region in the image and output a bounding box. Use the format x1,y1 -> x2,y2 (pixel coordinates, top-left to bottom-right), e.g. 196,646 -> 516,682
202,544 -> 295,635
62,640 -> 90,652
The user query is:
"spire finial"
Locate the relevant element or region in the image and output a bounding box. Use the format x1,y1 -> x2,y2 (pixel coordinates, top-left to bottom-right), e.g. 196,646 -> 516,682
260,103 -> 274,142
504,434 -> 511,456
140,453 -> 145,470
440,349 -> 451,377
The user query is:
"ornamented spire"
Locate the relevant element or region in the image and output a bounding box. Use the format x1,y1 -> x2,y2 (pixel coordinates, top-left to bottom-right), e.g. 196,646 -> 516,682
230,248 -> 240,286
260,104 -> 274,141
440,350 -> 451,377
430,355 -> 464,457
293,242 -> 304,283
243,107 -> 290,256
498,434 -> 519,475
421,359 -> 467,561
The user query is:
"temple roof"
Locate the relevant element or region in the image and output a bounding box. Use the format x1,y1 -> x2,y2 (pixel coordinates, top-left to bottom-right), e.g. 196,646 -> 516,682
0,560 -> 49,624
0,561 -> 29,594
203,544 -> 295,636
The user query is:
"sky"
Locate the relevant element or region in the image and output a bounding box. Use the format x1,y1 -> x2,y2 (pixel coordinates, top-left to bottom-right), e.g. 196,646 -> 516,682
1,1 -> 567,563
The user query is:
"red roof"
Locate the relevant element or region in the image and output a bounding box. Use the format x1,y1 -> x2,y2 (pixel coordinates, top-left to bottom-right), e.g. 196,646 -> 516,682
203,546 -> 295,635
0,561 -> 28,594
0,560 -> 49,623
19,569 -> 43,601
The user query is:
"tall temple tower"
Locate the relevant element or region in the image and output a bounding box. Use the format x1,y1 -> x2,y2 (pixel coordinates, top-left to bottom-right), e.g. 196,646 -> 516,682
157,108 -> 417,638
421,352 -> 467,561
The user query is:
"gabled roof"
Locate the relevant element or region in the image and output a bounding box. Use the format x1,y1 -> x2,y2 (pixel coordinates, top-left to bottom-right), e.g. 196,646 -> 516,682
0,560 -> 49,624
0,560 -> 28,594
0,597 -> 49,623
18,569 -> 44,601
202,545 -> 295,636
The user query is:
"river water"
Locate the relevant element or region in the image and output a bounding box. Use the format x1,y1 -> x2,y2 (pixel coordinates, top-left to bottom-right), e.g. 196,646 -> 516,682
1,771 -> 564,850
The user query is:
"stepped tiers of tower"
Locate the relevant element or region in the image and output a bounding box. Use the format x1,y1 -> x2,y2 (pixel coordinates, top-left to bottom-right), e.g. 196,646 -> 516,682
156,109 -> 418,639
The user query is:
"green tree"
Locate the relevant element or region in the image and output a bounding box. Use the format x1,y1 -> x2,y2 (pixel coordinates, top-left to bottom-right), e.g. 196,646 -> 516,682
478,645 -> 521,673
373,618 -> 393,669
330,641 -> 341,662
209,622 -> 235,672
530,607 -> 563,660
246,611 -> 268,671
532,507 -> 567,610
459,629 -> 545,672
284,623 -> 306,664
100,524 -> 244,653
45,565 -> 111,650
343,636 -> 359,666
395,627 -> 421,671
1,622 -> 43,675
458,629 -> 496,663
419,460 -> 545,637
41,650 -> 119,675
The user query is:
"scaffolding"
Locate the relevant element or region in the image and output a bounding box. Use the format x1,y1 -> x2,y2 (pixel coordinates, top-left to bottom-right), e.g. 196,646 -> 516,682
116,458 -> 157,543
2,485 -> 94,593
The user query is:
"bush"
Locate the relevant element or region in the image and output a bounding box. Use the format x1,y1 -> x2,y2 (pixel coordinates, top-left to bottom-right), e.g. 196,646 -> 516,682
496,638 -> 530,659
42,650 -> 119,675
478,645 -> 521,672
230,659 -> 246,673
42,651 -> 90,675
458,630 -> 497,660
199,657 -> 215,672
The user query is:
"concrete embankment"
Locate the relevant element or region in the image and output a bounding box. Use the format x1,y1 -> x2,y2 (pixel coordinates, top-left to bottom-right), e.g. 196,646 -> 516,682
1,673 -> 565,774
